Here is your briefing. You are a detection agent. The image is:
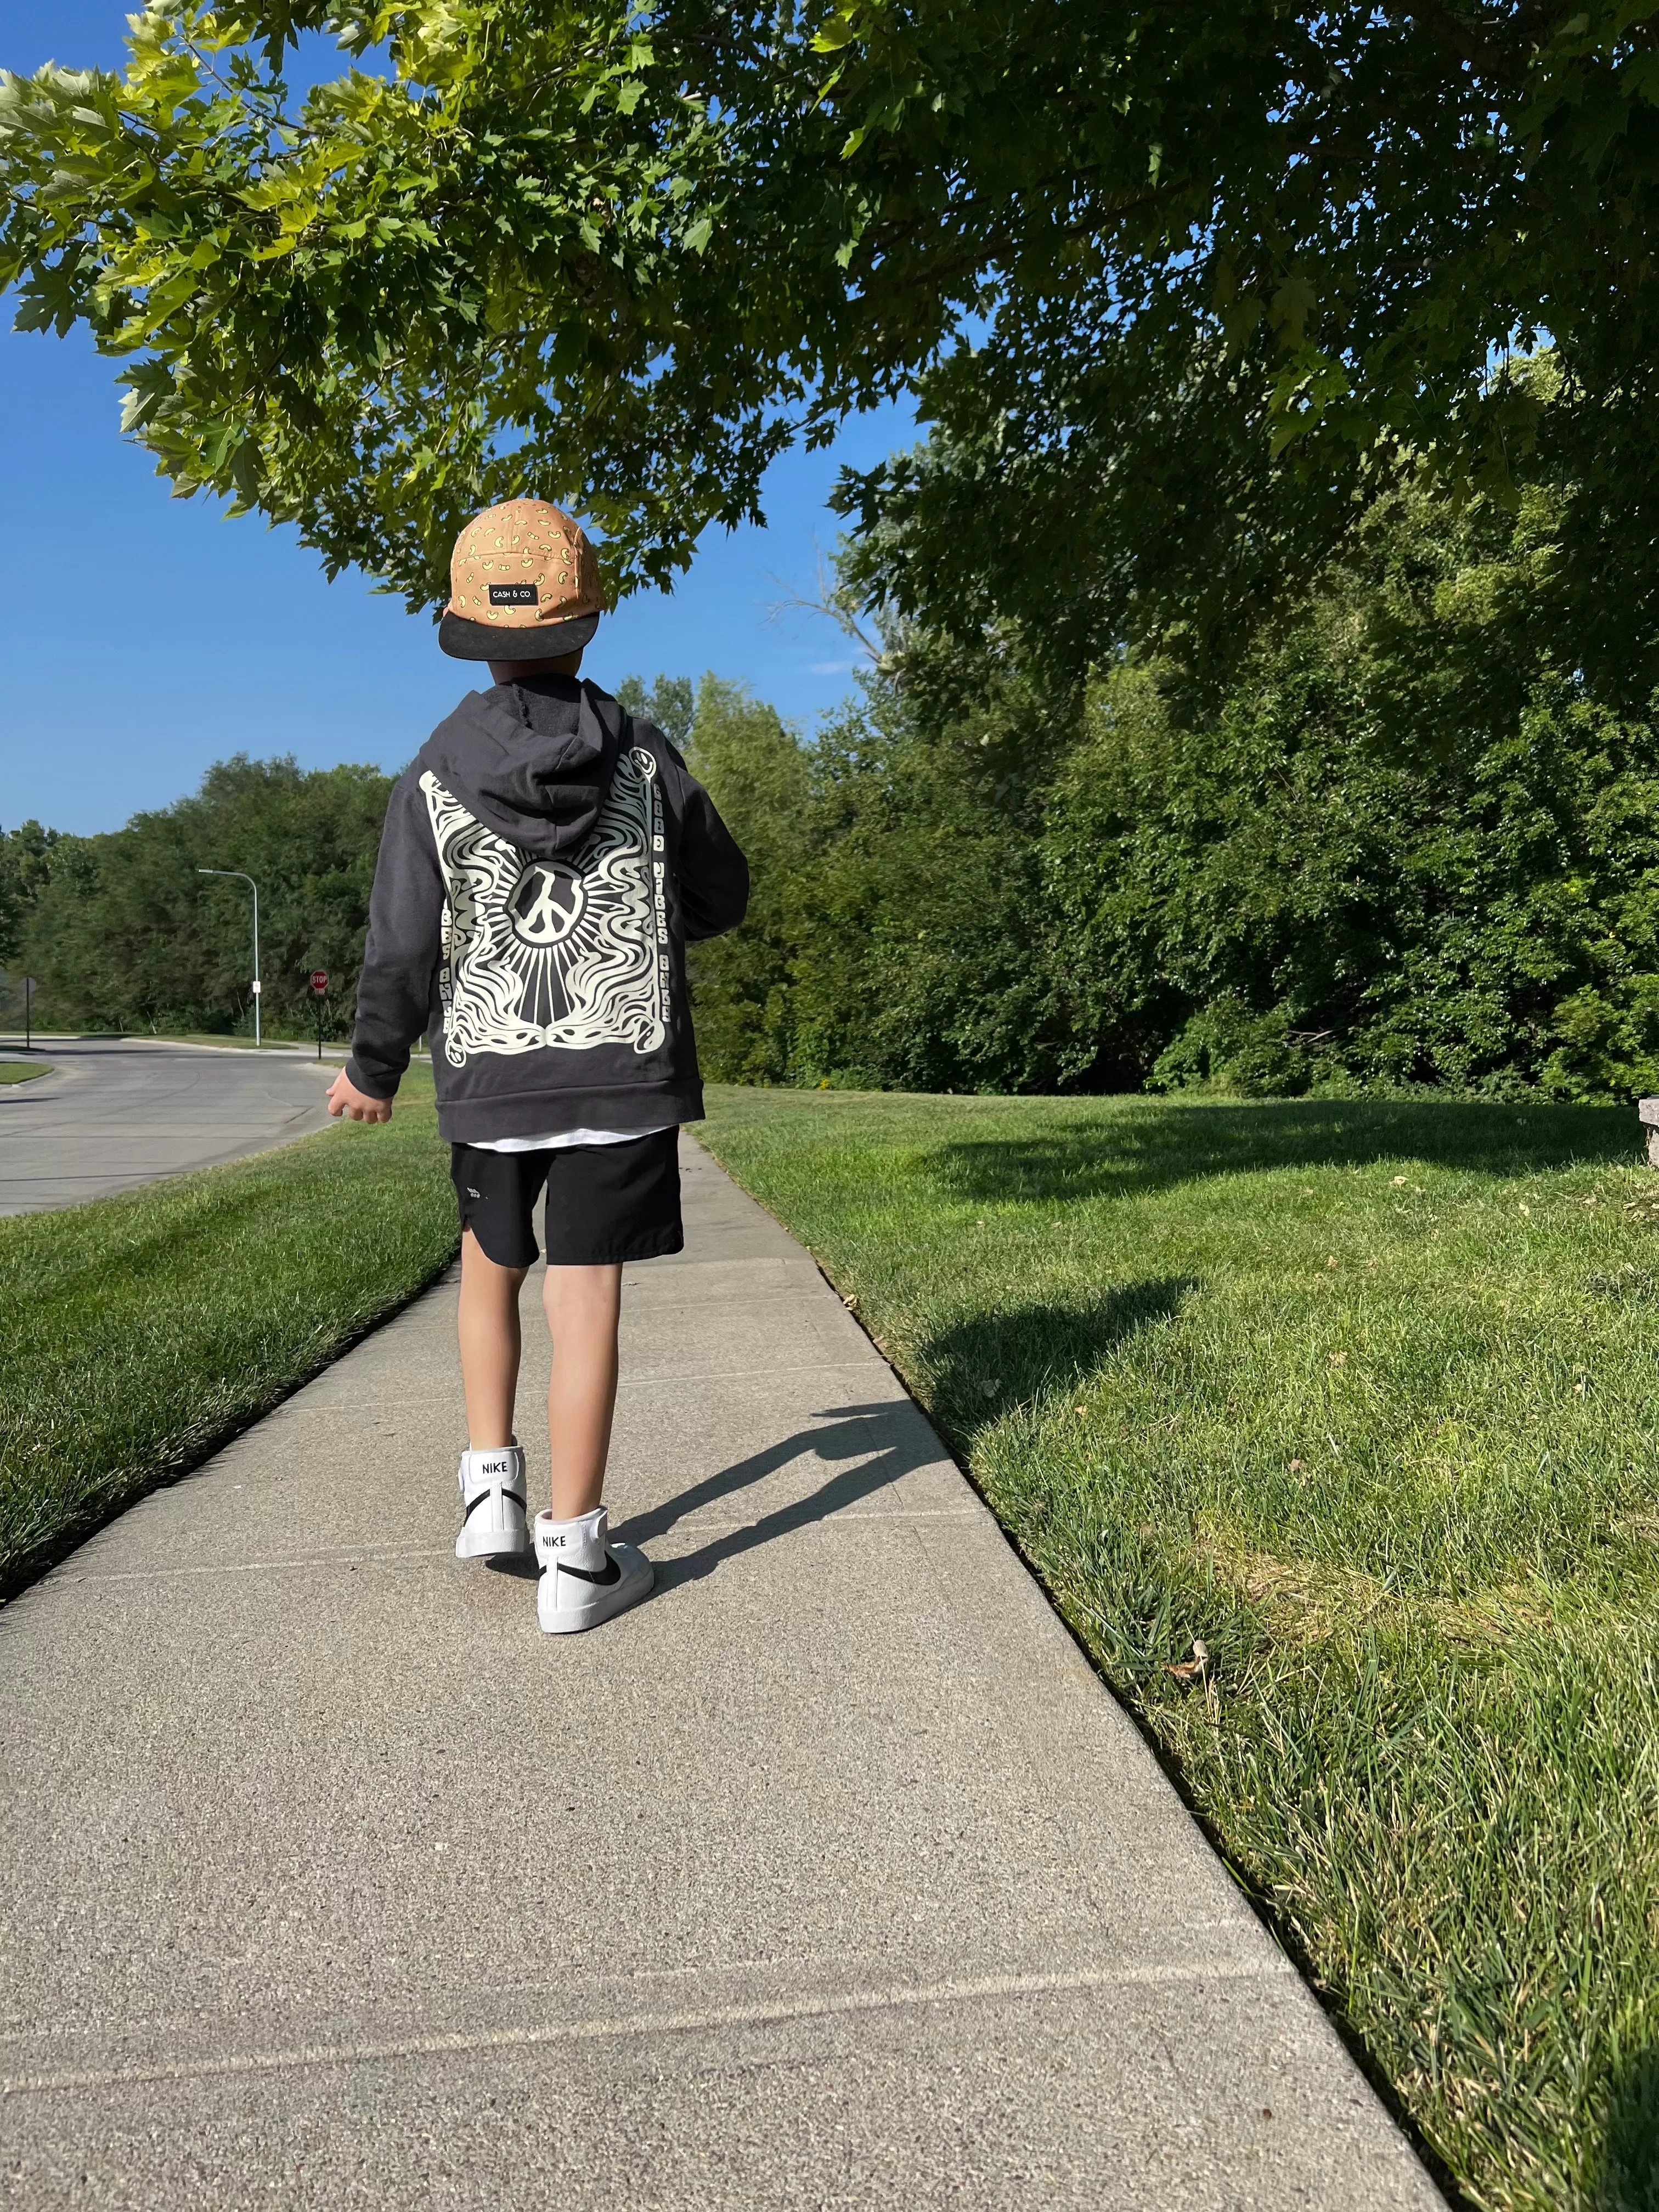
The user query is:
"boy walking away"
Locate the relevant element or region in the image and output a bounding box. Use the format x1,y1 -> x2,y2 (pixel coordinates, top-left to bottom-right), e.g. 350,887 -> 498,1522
327,499 -> 748,1633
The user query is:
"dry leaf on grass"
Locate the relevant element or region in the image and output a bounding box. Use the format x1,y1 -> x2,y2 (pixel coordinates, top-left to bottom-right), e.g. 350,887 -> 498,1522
1166,1639 -> 1209,1683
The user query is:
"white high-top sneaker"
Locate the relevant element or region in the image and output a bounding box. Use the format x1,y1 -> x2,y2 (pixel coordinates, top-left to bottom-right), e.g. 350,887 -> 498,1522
535,1505 -> 653,1634
455,1443 -> 531,1560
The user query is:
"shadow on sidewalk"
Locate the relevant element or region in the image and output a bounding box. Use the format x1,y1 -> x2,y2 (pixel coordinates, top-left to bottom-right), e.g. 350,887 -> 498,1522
611,1400 -> 941,1586
604,1281 -> 1198,1584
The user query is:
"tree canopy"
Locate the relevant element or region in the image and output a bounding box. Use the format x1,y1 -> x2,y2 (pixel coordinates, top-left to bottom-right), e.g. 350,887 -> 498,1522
681,467 -> 1659,1103
5,2 -> 1659,641
10,757 -> 393,1036
12,476 -> 1659,1097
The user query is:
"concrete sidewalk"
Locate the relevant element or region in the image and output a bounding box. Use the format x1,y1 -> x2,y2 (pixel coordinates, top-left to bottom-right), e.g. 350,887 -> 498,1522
0,1143 -> 1441,2208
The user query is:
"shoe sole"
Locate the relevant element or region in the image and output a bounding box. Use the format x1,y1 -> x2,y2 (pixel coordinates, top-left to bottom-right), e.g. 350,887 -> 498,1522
539,1559 -> 654,1635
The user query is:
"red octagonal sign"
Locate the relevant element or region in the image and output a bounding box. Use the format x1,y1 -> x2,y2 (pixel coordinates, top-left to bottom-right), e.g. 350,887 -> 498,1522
309,970 -> 329,993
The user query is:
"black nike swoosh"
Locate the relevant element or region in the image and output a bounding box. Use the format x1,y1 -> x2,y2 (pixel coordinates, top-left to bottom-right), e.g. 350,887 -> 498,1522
543,1553 -> 622,1587
462,1488 -> 526,1522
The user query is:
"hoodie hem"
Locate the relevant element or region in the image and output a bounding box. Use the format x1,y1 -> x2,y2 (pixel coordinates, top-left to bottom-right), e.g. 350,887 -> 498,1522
437,1083 -> 705,1146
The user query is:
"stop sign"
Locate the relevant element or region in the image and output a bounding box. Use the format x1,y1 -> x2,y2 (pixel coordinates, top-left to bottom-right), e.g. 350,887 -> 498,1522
309,970 -> 329,993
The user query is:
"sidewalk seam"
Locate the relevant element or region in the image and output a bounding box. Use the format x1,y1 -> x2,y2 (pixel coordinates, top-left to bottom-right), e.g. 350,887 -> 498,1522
2,1957 -> 1296,2100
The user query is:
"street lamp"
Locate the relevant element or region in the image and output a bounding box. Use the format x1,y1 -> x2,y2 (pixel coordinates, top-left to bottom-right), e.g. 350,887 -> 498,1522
197,868 -> 262,1047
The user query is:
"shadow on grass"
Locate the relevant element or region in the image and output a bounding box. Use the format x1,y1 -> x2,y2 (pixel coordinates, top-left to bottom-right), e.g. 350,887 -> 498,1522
922,1097 -> 1636,1208
920,1280 -> 1197,1445
1601,2046 -> 1659,2211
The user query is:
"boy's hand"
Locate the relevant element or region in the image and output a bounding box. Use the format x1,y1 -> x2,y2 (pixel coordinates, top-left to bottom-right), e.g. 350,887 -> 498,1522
328,1070 -> 393,1124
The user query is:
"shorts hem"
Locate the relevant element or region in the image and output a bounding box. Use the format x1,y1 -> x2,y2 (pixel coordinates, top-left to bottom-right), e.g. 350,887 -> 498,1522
544,1228 -> 685,1268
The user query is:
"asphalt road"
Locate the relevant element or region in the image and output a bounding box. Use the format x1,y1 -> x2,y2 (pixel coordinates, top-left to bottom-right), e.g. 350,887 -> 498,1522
0,1038 -> 337,1215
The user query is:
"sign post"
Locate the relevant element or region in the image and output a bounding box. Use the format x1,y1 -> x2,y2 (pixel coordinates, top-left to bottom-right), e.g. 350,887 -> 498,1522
22,975 -> 33,1053
308,970 -> 329,1061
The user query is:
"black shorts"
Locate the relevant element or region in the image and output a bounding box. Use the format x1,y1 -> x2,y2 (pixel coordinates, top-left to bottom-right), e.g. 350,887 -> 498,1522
450,1131 -> 684,1269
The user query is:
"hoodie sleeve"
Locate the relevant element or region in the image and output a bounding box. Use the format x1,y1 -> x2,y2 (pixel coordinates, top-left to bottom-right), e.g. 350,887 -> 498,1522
346,772 -> 444,1100
664,748 -> 750,942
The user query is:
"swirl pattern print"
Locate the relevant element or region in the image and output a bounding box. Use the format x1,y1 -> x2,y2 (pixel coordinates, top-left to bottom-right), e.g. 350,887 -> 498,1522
422,748 -> 668,1064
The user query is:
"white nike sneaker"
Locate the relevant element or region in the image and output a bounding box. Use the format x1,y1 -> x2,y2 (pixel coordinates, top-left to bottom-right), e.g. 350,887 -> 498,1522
535,1505 -> 653,1634
455,1443 -> 531,1560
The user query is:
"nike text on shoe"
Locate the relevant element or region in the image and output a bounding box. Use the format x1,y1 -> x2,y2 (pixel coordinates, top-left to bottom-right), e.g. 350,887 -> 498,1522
535,1506 -> 653,1634
455,1443 -> 531,1560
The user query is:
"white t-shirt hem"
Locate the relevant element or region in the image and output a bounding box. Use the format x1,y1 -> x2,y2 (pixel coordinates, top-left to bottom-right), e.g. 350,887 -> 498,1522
469,1123 -> 676,1155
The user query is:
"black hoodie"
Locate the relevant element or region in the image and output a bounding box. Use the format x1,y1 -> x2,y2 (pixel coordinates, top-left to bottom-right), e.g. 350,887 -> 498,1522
346,675 -> 748,1143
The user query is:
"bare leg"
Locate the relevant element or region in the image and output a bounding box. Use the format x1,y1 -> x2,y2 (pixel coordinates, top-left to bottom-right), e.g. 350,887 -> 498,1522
542,1262 -> 623,1519
457,1228 -> 528,1448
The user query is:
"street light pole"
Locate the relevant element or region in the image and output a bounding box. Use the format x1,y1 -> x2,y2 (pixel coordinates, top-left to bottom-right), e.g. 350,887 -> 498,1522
198,868 -> 262,1047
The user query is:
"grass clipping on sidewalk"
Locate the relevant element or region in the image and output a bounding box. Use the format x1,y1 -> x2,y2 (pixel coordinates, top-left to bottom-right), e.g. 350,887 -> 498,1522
0,1068 -> 455,1596
699,1085 -> 1659,2212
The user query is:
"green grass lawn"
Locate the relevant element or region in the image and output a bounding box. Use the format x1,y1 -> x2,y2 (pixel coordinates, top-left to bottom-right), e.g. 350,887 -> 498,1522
1,1031 -> 336,1053
0,1066 -> 455,1598
128,1034 -> 412,1058
698,1085 -> 1659,2212
0,1060 -> 50,1084
149,1031 -> 315,1051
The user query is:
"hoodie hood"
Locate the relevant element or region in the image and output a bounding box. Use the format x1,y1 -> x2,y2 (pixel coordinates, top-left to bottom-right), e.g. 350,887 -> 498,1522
414,674 -> 622,860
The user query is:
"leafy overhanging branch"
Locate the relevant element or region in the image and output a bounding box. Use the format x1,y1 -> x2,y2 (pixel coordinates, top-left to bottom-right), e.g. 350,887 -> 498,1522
2,1 -> 1657,640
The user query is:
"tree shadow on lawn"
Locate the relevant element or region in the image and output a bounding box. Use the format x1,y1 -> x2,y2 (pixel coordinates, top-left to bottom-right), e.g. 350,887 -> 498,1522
922,1097 -> 1636,1209
919,1279 -> 1197,1448
1600,2044 -> 1659,2210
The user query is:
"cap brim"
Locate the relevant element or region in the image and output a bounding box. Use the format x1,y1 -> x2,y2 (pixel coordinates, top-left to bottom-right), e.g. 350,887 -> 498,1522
438,607 -> 600,662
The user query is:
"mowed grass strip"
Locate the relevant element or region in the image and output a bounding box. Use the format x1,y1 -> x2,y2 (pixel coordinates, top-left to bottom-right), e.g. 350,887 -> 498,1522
698,1086 -> 1659,2212
0,1066 -> 455,1596
0,1062 -> 50,1084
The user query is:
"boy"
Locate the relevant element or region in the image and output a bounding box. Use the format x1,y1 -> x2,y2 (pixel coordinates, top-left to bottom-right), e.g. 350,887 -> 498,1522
327,498 -> 748,1633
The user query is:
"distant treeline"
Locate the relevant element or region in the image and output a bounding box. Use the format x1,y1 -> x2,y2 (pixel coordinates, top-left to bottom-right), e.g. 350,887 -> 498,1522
9,456 -> 1659,1097
677,472 -> 1659,1104
1,760 -> 393,1040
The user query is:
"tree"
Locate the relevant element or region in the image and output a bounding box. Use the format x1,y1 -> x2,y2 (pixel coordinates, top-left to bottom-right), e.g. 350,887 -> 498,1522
24,755 -> 393,1035
616,673 -> 694,754
0,820 -> 75,968
611,478 -> 1659,1104
780,672 -> 1086,1092
1042,479 -> 1659,1100
680,676 -> 812,1082
4,2 -> 1659,649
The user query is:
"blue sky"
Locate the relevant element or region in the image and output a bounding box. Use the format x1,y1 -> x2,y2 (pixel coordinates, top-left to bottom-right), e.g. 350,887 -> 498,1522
0,3 -> 915,835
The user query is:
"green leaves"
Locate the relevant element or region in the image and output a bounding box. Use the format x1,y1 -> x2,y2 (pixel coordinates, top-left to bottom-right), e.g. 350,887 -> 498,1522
4,0 -> 1659,645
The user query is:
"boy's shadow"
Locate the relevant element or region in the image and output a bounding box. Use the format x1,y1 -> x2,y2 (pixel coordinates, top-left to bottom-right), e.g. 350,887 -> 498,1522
608,1401 -> 942,1588
495,1282 -> 1194,1587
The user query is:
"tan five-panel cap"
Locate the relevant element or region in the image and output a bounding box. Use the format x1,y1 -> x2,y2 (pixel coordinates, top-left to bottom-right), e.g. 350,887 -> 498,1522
438,497 -> 605,662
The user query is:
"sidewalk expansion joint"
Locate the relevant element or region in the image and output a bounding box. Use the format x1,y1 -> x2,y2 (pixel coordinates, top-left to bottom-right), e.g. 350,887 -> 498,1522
1,1957 -> 1296,2100
50,1510 -> 985,1583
